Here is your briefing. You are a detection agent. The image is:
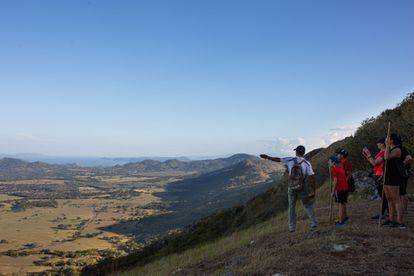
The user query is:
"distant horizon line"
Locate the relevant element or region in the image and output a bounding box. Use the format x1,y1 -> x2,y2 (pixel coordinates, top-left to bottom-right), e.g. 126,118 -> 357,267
0,152 -> 248,159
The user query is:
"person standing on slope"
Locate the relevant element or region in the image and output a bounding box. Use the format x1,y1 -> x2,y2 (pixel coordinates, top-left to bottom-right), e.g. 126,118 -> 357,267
362,137 -> 388,219
336,148 -> 355,192
260,145 -> 317,233
329,155 -> 349,226
383,134 -> 405,228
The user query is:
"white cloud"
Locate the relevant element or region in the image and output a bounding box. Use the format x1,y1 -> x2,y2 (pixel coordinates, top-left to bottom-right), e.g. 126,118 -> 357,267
321,126 -> 357,146
254,137 -> 308,156
254,126 -> 358,157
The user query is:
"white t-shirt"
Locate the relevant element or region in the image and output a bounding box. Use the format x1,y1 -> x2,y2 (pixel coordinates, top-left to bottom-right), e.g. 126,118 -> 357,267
281,157 -> 314,177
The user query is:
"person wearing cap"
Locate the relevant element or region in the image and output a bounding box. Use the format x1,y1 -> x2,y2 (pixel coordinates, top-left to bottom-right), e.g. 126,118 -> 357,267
336,148 -> 352,182
328,155 -> 349,226
363,137 -> 388,219
260,145 -> 317,233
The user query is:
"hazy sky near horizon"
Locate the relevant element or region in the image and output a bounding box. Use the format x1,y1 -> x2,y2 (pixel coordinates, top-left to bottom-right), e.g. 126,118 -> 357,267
1,0 -> 413,157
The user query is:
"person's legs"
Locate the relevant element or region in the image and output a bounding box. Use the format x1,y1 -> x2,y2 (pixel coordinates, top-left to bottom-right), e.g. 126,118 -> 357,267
375,181 -> 383,197
338,203 -> 343,221
384,186 -> 396,223
400,179 -> 408,214
397,198 -> 404,224
394,187 -> 404,224
382,194 -> 389,217
388,186 -> 403,224
300,188 -> 317,228
343,203 -> 348,220
402,195 -> 408,213
377,178 -> 389,216
288,189 -> 298,232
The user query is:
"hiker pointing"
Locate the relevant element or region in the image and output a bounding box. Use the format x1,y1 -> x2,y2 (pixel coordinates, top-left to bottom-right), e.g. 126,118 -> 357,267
260,145 -> 317,233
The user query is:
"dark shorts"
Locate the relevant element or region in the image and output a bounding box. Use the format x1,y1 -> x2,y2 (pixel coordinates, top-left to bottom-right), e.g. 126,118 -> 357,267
400,178 -> 408,195
384,174 -> 403,186
335,191 -> 348,204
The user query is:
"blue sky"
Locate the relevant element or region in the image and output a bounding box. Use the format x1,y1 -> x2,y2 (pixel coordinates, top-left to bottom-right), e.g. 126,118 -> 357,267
0,0 -> 413,157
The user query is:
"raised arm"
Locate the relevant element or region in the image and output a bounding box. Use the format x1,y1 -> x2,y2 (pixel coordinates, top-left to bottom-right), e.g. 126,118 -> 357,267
260,154 -> 281,162
363,149 -> 383,166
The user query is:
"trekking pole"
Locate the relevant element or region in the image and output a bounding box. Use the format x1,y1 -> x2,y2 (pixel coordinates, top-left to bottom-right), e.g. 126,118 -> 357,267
329,164 -> 333,224
378,122 -> 391,227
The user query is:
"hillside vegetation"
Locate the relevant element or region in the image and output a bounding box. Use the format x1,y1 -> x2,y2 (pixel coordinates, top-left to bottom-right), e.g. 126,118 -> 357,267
100,159 -> 285,241
83,93 -> 414,275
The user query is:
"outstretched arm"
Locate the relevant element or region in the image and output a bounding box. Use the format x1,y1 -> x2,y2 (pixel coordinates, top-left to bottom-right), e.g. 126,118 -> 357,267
260,154 -> 281,162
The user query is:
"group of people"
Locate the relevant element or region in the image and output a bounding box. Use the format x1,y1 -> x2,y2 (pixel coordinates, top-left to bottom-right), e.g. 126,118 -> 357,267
260,134 -> 412,232
362,134 -> 412,228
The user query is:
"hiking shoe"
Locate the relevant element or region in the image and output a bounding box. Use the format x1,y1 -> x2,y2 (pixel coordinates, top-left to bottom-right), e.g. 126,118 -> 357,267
343,217 -> 350,224
381,220 -> 391,226
371,214 -> 381,220
398,223 -> 407,229
289,229 -> 296,233
335,221 -> 346,227
370,194 -> 380,201
389,221 -> 399,228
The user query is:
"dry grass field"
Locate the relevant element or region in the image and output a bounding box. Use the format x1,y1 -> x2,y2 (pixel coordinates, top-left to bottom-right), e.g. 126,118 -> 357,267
0,175 -> 175,274
0,179 -> 65,185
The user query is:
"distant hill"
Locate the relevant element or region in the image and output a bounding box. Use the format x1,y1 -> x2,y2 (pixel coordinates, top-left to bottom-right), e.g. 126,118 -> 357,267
0,153 -> 238,166
0,153 -> 192,167
101,159 -> 284,241
98,153 -> 259,176
106,156 -> 191,163
0,158 -> 85,180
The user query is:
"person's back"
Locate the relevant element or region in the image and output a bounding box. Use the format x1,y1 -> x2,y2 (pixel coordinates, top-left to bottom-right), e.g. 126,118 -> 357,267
332,165 -> 348,192
260,145 -> 317,233
282,156 -> 313,179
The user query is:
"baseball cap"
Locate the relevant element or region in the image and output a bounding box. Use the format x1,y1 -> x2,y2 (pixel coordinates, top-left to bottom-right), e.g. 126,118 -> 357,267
329,155 -> 340,164
294,145 -> 306,155
335,148 -> 348,158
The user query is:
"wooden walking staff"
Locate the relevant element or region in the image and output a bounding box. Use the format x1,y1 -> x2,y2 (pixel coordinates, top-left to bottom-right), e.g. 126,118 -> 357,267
378,122 -> 391,227
329,164 -> 333,224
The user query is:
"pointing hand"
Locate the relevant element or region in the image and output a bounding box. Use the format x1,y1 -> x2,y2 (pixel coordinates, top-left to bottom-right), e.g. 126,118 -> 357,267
260,154 -> 269,160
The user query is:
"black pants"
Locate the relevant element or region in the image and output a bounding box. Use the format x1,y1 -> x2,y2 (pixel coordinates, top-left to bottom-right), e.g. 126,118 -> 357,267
376,178 -> 389,216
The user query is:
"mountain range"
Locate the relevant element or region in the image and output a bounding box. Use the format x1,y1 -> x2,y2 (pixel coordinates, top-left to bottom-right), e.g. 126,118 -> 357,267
0,153 -> 259,180
0,153 -> 236,167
